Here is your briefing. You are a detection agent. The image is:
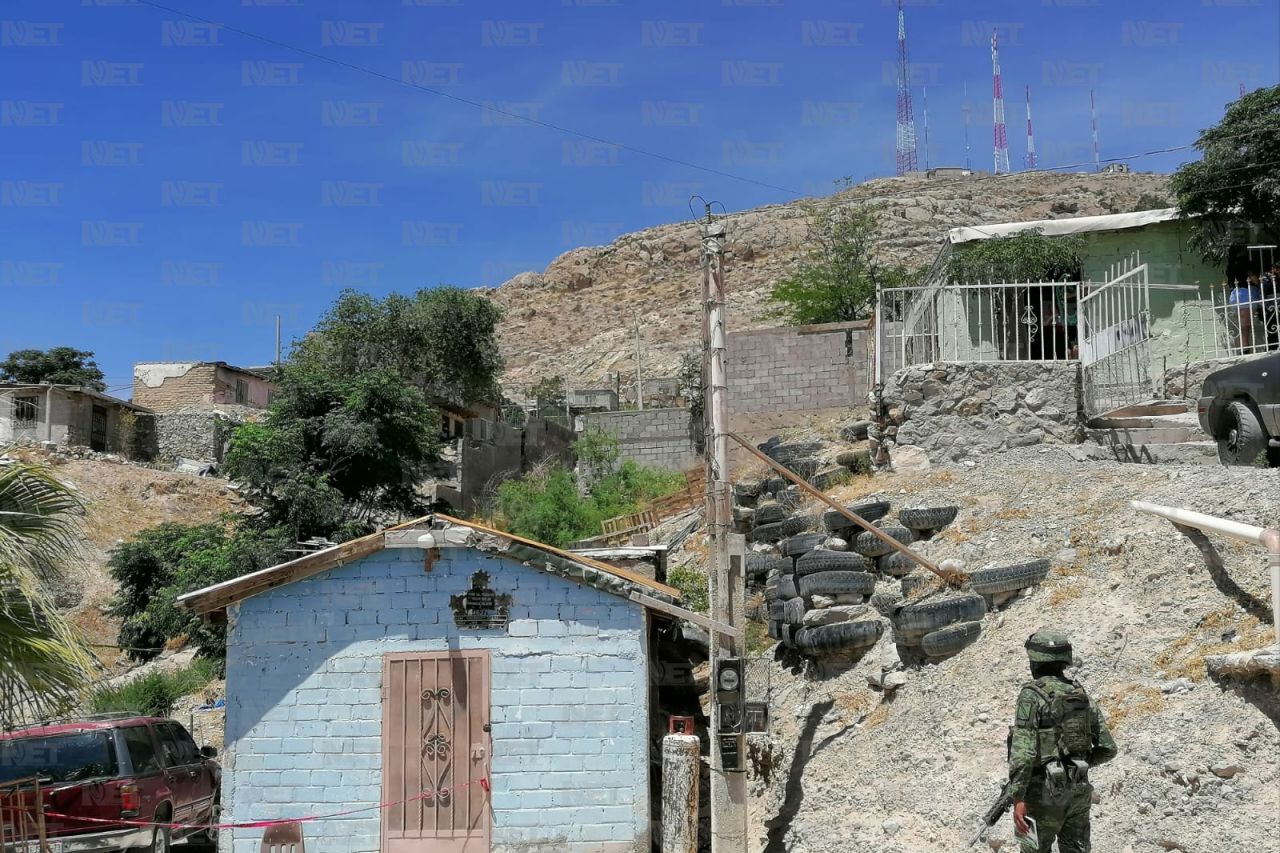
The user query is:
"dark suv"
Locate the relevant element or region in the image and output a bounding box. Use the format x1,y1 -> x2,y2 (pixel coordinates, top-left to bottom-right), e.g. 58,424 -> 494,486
1197,351 -> 1280,466
0,714 -> 220,853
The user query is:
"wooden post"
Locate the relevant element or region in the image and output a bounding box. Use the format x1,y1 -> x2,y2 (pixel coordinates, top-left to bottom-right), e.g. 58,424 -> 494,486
662,734 -> 700,853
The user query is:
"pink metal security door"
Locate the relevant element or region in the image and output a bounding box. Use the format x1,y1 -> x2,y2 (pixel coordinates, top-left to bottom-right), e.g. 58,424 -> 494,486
382,651 -> 491,853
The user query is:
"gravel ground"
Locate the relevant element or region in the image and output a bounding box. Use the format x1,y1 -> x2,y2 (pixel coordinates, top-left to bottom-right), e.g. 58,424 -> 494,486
729,446 -> 1279,853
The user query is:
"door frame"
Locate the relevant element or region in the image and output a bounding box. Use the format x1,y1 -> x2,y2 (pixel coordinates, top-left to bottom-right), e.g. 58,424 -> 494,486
380,650 -> 492,853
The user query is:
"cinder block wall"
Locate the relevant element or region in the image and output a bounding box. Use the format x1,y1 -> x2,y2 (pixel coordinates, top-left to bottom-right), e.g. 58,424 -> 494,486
726,321 -> 871,421
222,548 -> 651,853
580,409 -> 699,473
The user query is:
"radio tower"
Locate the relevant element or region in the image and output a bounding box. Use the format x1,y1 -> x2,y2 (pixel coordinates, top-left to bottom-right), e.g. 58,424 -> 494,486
962,81 -> 972,171
991,32 -> 1010,174
1240,81 -> 1247,98
895,0 -> 918,175
1090,89 -> 1101,170
1024,85 -> 1037,171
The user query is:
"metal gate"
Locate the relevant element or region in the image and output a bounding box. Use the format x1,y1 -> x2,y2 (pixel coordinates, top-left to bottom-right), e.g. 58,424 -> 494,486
90,405 -> 108,451
1079,256 -> 1154,418
382,651 -> 491,853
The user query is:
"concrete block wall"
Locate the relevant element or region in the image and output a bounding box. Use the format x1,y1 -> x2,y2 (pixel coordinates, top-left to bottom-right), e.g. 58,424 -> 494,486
133,363 -> 275,414
222,547 -> 650,853
580,409 -> 698,474
726,322 -> 871,423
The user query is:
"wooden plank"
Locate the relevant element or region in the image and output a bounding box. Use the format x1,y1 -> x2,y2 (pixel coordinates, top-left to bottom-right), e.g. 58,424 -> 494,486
726,432 -> 964,586
629,591 -> 742,640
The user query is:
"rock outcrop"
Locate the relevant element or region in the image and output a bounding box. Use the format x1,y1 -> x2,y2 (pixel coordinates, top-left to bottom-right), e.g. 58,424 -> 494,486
486,171 -> 1173,391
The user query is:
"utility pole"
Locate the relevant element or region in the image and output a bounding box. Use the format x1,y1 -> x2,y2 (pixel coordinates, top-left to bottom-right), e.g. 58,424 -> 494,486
701,204 -> 746,853
635,312 -> 645,411
274,315 -> 282,365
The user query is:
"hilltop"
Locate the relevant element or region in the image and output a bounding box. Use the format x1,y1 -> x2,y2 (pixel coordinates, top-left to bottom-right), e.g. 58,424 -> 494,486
484,171 -> 1173,390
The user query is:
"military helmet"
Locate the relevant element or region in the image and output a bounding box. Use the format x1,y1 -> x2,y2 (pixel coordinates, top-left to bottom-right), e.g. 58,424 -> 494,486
1025,629 -> 1073,663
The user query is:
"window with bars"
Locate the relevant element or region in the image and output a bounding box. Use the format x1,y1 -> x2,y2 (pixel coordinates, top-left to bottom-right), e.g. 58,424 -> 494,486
12,395 -> 38,429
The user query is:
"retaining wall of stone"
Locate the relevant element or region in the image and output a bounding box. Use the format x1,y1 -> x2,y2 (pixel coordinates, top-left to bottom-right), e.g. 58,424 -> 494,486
883,361 -> 1083,462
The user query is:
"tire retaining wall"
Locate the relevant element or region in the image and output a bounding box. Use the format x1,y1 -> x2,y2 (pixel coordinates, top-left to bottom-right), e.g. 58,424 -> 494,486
883,361 -> 1083,462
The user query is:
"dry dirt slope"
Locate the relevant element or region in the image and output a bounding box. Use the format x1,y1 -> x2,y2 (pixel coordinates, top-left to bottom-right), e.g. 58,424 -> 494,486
736,448 -> 1278,853
9,447 -> 242,668
484,171 -> 1172,390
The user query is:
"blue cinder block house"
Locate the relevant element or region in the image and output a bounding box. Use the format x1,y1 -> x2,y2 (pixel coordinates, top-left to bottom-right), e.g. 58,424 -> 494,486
178,515 -> 704,853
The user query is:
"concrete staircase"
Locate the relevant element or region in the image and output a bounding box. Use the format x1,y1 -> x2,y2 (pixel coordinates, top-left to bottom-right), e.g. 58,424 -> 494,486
1085,402 -> 1219,465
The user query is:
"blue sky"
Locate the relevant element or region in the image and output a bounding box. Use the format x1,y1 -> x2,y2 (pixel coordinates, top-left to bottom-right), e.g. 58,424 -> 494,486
1,0 -> 1277,394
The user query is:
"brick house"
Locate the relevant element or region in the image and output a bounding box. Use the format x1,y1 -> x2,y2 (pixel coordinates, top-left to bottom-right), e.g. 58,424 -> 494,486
132,362 -> 277,414
0,383 -> 151,454
178,516 -> 710,853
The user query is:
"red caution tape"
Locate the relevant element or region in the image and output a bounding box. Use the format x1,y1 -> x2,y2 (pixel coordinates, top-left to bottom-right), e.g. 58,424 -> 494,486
42,777 -> 488,832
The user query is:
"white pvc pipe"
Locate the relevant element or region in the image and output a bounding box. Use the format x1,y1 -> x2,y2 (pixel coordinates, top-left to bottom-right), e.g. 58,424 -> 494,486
1132,500 -> 1280,648
1130,500 -> 1267,545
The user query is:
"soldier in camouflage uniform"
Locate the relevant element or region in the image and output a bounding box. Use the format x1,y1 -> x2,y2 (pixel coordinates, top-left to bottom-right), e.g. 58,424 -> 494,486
1007,630 -> 1118,852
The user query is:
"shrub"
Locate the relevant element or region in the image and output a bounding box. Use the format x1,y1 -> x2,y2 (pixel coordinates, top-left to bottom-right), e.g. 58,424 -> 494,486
108,520 -> 289,662
494,459 -> 686,548
89,658 -> 221,717
666,567 -> 709,614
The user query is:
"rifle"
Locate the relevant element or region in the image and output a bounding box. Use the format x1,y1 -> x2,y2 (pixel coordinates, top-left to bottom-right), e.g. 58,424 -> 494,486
967,784 -> 1014,847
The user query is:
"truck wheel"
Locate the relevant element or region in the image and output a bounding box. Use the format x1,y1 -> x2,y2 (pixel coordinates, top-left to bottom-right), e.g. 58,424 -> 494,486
1217,401 -> 1266,466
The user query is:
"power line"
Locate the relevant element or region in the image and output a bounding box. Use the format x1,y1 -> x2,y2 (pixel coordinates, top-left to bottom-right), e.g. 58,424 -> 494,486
132,0 -> 806,198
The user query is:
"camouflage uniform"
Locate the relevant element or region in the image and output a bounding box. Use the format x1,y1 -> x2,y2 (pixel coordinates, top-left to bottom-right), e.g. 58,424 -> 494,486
1008,631 -> 1118,853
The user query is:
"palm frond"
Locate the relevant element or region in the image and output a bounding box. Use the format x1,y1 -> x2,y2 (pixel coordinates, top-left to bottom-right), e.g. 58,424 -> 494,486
0,450 -> 98,726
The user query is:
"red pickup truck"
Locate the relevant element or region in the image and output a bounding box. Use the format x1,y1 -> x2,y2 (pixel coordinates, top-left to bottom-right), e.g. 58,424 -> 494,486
0,714 -> 220,853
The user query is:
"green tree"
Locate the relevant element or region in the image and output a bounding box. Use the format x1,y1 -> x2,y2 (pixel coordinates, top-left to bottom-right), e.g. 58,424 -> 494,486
224,287 -> 503,540
297,287 -> 504,404
770,203 -> 911,325
1171,84 -> 1280,261
107,520 -> 287,662
529,375 -> 568,417
0,455 -> 98,725
1,347 -> 106,391
947,229 -> 1085,282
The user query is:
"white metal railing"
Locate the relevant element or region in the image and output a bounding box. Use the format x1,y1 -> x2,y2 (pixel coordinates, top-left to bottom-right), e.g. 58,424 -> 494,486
1132,500 -> 1280,653
879,280 -> 1082,371
1189,282 -> 1280,359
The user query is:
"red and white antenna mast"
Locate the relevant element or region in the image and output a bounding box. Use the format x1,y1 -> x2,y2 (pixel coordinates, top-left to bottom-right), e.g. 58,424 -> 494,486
895,0 -> 918,175
991,32 -> 1010,174
1090,89 -> 1100,171
922,86 -> 931,171
1024,85 -> 1037,171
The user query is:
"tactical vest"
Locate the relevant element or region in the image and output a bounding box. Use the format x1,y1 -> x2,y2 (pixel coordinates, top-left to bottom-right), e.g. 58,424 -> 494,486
1026,677 -> 1093,763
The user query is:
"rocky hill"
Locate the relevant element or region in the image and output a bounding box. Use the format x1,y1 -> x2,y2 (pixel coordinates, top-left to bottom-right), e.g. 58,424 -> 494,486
485,171 -> 1173,392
